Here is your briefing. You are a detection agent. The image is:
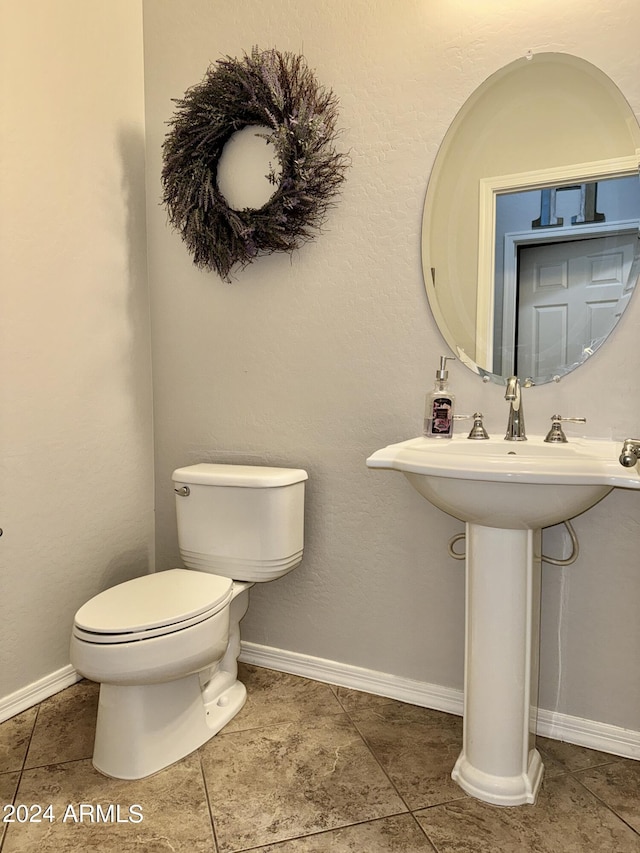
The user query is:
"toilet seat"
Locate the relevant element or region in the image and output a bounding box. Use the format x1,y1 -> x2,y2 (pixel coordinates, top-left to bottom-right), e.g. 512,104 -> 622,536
73,569 -> 232,645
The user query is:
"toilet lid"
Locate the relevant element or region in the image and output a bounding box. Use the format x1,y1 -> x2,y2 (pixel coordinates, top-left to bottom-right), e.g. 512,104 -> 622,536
74,569 -> 233,636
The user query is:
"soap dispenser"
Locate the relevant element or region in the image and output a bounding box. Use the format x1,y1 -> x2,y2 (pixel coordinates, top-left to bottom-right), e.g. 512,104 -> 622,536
423,356 -> 455,438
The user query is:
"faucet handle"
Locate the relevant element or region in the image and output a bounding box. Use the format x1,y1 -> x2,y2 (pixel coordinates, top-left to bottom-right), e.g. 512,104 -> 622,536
544,415 -> 587,443
451,413 -> 490,439
620,439 -> 640,468
467,412 -> 490,440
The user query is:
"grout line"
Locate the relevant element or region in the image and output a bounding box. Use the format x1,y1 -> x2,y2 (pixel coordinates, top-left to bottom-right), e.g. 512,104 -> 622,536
19,755 -> 95,772
342,706 -> 428,818
21,702 -> 40,773
197,749 -> 220,853
407,811 -> 441,853
571,770 -> 640,839
0,703 -> 41,853
226,812 -> 422,853
339,699 -> 470,815
215,708 -> 351,740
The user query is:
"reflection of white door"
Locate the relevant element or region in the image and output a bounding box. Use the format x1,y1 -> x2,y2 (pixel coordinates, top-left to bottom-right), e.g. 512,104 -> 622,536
516,235 -> 636,378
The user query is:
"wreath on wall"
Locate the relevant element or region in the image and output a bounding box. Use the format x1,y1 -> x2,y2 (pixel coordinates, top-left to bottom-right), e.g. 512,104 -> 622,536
161,47 -> 350,282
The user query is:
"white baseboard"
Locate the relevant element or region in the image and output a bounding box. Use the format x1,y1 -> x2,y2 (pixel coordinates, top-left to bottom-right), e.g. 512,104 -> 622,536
3,648 -> 638,764
240,641 -> 640,762
240,641 -> 465,716
0,665 -> 81,724
536,707 -> 640,761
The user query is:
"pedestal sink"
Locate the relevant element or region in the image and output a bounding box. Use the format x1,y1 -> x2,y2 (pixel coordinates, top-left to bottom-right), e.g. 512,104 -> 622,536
366,434 -> 640,806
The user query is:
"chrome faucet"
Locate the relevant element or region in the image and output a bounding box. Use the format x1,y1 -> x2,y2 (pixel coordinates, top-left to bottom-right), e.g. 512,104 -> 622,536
504,376 -> 526,441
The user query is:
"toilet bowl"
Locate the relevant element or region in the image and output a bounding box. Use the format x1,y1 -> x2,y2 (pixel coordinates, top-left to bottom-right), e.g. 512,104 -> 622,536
70,464 -> 307,780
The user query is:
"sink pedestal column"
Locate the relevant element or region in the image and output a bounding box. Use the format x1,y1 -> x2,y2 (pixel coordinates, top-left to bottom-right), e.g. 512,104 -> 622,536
452,523 -> 543,806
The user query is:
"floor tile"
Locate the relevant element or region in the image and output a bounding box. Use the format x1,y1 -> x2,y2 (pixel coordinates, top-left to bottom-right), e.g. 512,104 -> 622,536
3,668 -> 639,853
331,686 -> 401,714
0,708 -> 37,773
2,753 -> 214,852
24,681 -> 99,769
576,758 -> 640,833
350,703 -> 465,810
415,773 -> 640,853
0,772 -> 21,848
536,736 -> 617,773
250,814 -> 436,852
534,743 -> 567,778
200,713 -> 406,852
224,664 -> 344,733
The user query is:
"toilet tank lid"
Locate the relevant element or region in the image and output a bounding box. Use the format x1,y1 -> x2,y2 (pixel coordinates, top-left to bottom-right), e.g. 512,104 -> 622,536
172,463 -> 308,488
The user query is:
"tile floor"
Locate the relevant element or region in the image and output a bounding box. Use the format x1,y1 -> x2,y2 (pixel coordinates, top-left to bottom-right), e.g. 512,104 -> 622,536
1,664 -> 639,852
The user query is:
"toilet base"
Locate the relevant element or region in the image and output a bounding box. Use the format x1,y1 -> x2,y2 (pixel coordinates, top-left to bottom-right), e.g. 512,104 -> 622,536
92,675 -> 247,780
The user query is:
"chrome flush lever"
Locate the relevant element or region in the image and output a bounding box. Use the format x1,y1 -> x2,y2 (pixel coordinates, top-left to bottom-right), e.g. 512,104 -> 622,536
174,486 -> 190,496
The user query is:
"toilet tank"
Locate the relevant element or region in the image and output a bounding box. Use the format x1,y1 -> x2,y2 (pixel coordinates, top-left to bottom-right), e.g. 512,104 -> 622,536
171,464 -> 308,582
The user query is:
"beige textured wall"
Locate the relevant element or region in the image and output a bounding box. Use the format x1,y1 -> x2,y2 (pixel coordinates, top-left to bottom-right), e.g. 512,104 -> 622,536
144,0 -> 640,730
0,1 -> 153,701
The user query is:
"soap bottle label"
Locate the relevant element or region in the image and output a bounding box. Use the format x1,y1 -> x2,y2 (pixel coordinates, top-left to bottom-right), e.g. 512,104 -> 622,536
424,396 -> 454,437
431,398 -> 453,434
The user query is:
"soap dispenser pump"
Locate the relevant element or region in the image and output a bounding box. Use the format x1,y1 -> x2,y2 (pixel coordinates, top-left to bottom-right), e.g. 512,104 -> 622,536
423,356 -> 455,438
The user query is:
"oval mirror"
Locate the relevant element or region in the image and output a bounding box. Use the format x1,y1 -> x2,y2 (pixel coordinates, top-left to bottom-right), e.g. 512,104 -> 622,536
422,52 -> 640,385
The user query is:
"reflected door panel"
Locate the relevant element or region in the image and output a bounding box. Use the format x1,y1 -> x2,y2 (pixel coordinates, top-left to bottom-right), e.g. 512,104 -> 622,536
517,235 -> 635,378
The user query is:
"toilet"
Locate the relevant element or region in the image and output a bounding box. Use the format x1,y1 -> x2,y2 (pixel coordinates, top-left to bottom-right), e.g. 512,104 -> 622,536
70,463 -> 307,780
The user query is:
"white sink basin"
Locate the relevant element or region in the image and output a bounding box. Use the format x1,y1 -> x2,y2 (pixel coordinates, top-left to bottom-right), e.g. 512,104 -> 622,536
367,432 -> 640,804
367,435 -> 640,529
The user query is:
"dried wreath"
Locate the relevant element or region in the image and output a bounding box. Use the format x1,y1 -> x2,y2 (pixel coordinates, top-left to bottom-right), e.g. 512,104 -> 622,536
161,47 -> 349,282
